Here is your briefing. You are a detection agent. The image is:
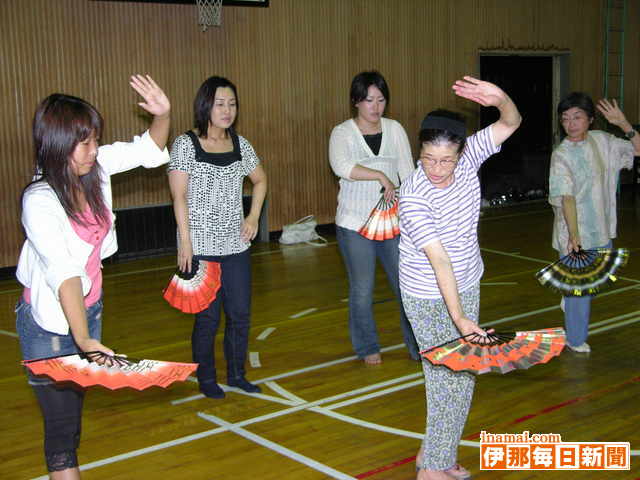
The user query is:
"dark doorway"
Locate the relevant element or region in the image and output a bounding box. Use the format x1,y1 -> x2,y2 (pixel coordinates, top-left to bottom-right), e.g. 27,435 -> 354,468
479,55 -> 553,205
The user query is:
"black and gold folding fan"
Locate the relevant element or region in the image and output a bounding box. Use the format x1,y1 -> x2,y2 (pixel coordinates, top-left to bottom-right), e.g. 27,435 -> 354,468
535,248 -> 629,296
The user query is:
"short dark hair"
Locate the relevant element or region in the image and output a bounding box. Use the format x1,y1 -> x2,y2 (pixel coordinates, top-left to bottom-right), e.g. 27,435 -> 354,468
350,71 -> 390,106
193,76 -> 238,137
557,92 -> 595,119
29,93 -> 108,226
419,109 -> 466,154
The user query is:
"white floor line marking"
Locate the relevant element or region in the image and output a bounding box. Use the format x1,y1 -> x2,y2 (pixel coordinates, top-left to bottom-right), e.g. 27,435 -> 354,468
265,381 -> 307,405
0,329 -> 18,338
480,210 -> 549,222
197,412 -> 356,480
323,377 -> 423,411
631,449 -> 639,456
590,317 -> 640,335
340,298 -> 349,302
255,342 -> 404,385
311,407 -> 423,439
252,241 -> 338,257
480,282 -> 519,286
208,373 -> 428,433
172,343 -> 408,404
103,265 -> 175,279
16,242 -> 344,298
257,327 -> 276,340
481,305 -> 561,328
588,310 -> 640,329
229,389 -> 299,406
481,247 -> 550,265
170,382 -> 280,406
481,247 -> 640,285
459,440 -> 481,448
99,374 -> 437,476
289,307 -> 318,319
44,333 -> 606,480
171,393 -> 204,405
249,351 -> 261,368
27,425 -> 229,479
480,283 -> 640,329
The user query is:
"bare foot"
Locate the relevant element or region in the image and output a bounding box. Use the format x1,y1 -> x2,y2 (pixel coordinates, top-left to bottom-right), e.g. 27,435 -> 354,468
444,463 -> 471,479
416,468 -> 456,480
363,353 -> 382,365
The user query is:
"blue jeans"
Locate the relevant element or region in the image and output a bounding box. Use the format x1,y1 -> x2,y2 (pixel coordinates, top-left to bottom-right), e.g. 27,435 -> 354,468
16,296 -> 103,385
336,226 -> 419,359
193,249 -> 252,384
562,240 -> 612,347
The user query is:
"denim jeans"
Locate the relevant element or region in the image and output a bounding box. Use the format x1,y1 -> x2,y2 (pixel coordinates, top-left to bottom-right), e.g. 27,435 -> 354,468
193,249 -> 252,384
336,226 -> 419,359
562,240 -> 612,347
15,296 -> 102,472
16,296 -> 103,385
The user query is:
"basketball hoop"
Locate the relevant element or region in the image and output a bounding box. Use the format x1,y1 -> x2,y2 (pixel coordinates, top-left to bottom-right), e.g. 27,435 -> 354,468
196,0 -> 222,31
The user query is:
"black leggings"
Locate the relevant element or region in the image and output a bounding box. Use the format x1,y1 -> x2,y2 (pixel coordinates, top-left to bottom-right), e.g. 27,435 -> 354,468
32,384 -> 85,472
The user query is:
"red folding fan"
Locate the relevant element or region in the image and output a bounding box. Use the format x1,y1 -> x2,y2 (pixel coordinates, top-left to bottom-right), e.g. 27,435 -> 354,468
163,259 -> 221,313
23,352 -> 198,391
358,194 -> 400,241
421,327 -> 566,375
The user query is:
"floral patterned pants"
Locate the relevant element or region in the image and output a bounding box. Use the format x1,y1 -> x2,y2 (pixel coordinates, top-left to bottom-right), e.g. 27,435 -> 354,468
401,284 -> 479,470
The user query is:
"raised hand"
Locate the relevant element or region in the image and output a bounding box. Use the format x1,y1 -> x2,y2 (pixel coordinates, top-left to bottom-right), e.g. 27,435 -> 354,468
130,74 -> 170,118
452,76 -> 510,108
596,98 -> 629,129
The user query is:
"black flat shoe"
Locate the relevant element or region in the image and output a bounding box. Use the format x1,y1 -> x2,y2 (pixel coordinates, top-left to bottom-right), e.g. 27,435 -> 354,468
227,377 -> 261,393
199,381 -> 225,399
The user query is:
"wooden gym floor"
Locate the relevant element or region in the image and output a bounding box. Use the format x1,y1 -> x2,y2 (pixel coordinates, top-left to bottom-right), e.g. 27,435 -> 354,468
0,195 -> 639,479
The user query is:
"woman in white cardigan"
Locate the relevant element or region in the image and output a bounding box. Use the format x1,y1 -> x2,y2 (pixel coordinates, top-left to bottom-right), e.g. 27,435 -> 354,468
15,75 -> 170,479
329,71 -> 418,364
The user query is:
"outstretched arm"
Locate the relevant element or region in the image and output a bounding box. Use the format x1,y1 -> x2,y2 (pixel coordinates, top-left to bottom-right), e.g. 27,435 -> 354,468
423,240 -> 488,338
452,76 -> 522,146
597,98 -> 640,155
129,74 -> 171,150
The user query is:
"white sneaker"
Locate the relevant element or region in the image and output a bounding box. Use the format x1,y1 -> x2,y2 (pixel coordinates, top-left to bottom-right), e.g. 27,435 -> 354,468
567,342 -> 591,353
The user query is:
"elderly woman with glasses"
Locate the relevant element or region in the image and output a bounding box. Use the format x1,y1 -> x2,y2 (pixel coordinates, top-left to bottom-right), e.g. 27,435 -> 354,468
549,92 -> 640,353
399,76 -> 521,480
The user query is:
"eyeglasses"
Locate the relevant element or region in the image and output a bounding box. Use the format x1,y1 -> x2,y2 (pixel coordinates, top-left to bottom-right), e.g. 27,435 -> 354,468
420,158 -> 458,168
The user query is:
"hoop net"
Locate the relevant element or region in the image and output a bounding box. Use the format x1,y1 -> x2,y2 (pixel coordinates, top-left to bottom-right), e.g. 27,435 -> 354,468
196,0 -> 222,31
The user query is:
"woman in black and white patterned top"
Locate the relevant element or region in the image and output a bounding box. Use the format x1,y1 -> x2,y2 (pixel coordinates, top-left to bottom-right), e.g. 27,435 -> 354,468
168,76 -> 267,399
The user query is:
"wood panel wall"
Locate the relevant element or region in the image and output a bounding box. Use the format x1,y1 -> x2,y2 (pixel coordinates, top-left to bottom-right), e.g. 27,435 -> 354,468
1,0 -> 638,268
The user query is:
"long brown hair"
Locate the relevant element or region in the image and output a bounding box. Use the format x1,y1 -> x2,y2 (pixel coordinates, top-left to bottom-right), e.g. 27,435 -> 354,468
29,93 -> 109,226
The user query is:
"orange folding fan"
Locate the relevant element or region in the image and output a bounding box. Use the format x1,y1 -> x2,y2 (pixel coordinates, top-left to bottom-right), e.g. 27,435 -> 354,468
421,327 -> 566,375
22,352 -> 198,391
163,259 -> 221,313
358,194 -> 400,241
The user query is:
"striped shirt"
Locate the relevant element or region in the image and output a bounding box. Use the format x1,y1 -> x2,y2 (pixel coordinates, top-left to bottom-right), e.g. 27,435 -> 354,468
399,126 -> 499,299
